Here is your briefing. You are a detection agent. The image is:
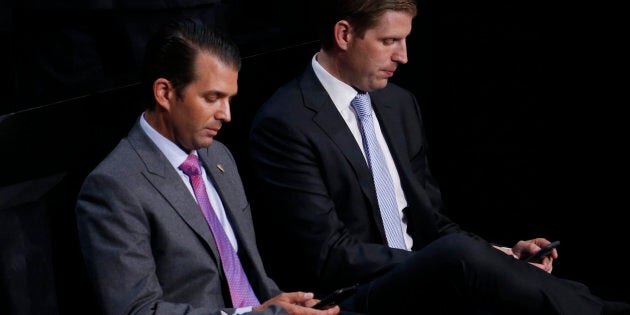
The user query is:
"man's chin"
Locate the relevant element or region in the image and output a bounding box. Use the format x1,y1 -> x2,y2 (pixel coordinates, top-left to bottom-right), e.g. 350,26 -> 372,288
198,138 -> 214,149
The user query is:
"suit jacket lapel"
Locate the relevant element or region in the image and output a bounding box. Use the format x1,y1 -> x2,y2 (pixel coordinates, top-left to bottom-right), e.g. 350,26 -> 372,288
198,146 -> 255,261
299,67 -> 388,241
197,147 -> 244,241
370,91 -> 408,174
371,90 -> 439,243
371,90 -> 435,206
127,122 -> 222,263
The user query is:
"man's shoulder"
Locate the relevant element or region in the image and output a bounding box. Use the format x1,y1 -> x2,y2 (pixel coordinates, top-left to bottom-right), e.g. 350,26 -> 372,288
255,77 -> 308,119
266,77 -> 303,103
86,137 -> 138,176
264,65 -> 319,106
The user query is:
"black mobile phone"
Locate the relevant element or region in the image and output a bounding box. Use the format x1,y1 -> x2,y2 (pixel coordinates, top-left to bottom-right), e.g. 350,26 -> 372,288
312,284 -> 359,310
526,240 -> 560,263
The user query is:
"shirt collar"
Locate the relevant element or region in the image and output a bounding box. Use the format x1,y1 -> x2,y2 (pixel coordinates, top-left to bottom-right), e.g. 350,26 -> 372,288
139,112 -> 195,170
311,53 -> 365,112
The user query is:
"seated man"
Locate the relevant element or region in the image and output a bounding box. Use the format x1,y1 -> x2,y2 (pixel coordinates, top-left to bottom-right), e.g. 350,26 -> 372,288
247,0 -> 630,314
75,18 -> 338,315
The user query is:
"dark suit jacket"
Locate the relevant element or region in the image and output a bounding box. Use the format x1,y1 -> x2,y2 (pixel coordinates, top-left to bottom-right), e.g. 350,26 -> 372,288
248,65 -> 463,294
76,120 -> 286,315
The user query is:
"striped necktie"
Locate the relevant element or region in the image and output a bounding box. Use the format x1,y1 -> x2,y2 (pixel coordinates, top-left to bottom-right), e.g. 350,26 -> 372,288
351,92 -> 406,249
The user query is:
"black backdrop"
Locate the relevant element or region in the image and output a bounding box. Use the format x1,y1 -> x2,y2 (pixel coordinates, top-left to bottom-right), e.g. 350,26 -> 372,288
1,1 -> 627,314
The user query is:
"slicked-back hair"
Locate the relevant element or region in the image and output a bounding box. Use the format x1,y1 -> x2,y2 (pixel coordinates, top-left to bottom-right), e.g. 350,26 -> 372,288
141,18 -> 241,110
314,0 -> 418,51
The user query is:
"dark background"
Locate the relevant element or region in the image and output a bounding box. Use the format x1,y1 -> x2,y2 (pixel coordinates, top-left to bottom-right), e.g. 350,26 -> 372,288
1,1 -> 627,314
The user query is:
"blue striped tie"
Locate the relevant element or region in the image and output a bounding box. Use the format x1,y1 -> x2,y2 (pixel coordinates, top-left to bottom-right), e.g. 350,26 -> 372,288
351,92 -> 407,250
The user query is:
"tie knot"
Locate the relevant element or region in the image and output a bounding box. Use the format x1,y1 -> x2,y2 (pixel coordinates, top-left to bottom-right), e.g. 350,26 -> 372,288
179,154 -> 201,177
351,92 -> 372,119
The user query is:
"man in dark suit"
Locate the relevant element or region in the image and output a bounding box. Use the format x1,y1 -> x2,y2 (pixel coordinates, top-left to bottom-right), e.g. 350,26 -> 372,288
247,1 -> 630,314
75,18 -> 339,315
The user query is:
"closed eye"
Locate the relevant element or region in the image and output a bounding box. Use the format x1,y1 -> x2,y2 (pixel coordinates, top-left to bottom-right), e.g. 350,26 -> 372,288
383,38 -> 397,45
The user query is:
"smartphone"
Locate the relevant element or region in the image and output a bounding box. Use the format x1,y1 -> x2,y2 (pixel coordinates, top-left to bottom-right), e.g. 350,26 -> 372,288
526,240 -> 560,263
312,284 -> 358,309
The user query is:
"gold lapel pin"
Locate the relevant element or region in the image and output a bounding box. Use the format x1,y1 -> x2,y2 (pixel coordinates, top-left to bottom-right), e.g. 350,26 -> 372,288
216,164 -> 224,173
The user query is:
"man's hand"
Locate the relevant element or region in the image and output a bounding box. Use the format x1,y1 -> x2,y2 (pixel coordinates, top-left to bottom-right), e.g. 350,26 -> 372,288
253,292 -> 340,315
512,238 -> 558,273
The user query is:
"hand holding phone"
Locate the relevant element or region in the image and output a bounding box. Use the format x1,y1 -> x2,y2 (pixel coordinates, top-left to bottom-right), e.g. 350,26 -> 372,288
526,240 -> 560,263
312,284 -> 358,309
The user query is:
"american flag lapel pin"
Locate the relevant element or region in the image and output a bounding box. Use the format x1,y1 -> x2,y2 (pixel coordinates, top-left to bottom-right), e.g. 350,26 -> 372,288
216,164 -> 224,173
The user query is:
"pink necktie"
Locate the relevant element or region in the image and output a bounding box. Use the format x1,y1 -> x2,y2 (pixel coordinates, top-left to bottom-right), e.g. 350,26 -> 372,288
179,154 -> 260,308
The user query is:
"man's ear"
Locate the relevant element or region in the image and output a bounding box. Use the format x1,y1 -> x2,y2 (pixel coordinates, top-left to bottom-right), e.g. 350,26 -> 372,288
334,20 -> 352,50
153,78 -> 173,110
